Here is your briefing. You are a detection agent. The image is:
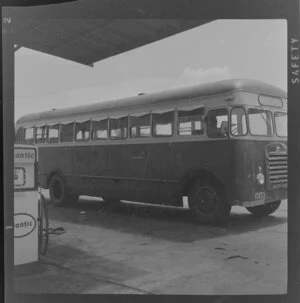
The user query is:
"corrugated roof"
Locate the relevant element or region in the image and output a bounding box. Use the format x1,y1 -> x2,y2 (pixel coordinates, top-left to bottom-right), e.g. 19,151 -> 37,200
16,79 -> 287,125
5,1 -> 212,66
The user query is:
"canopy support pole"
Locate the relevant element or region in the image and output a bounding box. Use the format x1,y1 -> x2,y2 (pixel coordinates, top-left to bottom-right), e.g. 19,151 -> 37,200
3,15 -> 15,300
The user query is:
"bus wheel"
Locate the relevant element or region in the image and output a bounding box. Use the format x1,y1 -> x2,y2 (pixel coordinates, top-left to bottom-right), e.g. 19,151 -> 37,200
246,200 -> 281,217
49,174 -> 79,206
188,180 -> 231,224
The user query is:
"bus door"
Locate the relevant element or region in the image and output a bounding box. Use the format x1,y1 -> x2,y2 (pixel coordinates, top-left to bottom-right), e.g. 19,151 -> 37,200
71,119 -> 93,193
126,111 -> 151,200
145,107 -> 178,204
203,105 -> 233,179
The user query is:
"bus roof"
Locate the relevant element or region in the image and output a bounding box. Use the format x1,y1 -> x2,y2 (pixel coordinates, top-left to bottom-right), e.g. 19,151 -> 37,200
17,79 -> 287,125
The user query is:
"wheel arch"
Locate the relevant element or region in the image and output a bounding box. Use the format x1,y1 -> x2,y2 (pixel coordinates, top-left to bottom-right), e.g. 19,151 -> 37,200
46,169 -> 66,188
180,168 -> 226,197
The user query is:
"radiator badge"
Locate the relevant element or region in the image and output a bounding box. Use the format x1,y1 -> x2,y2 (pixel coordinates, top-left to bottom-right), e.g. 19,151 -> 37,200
255,192 -> 265,201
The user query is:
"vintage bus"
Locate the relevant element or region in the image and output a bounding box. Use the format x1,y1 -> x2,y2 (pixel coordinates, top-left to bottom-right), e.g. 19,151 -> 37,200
15,79 -> 287,224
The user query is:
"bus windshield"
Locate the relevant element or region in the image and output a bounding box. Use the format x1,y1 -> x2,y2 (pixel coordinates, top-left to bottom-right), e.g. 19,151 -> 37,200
247,108 -> 273,136
274,112 -> 287,137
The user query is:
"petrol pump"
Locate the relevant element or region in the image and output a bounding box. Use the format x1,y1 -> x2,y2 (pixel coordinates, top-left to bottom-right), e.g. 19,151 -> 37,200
14,144 -> 39,265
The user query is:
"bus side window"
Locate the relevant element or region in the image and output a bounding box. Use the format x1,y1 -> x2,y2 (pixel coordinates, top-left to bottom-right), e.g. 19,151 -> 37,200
60,122 -> 74,142
47,124 -> 59,143
35,125 -> 47,143
274,112 -> 287,137
110,116 -> 128,139
15,127 -> 25,143
24,127 -> 34,144
178,107 -> 204,136
130,112 -> 151,138
91,118 -> 108,140
206,108 -> 229,138
152,110 -> 174,137
75,120 -> 90,141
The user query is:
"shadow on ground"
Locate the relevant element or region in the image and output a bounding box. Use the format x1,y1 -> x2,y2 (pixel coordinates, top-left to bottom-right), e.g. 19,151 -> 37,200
46,197 -> 287,243
14,243 -> 149,294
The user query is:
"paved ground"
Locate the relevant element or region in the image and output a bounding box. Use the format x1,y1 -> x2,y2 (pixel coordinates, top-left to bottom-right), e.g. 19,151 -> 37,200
14,193 -> 287,295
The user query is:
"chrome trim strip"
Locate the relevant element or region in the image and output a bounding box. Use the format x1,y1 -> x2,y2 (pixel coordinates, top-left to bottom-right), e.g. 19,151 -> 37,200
35,136 -> 287,148
64,174 -> 178,184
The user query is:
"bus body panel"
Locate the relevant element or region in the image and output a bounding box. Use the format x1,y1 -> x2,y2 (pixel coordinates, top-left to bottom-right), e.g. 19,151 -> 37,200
37,140 -> 234,205
36,138 -> 286,207
230,140 -> 287,206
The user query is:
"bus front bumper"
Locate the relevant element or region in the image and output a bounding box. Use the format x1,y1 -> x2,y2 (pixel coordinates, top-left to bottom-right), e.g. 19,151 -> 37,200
233,188 -> 287,208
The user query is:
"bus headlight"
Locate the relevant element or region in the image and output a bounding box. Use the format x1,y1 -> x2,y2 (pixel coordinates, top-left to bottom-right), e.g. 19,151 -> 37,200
257,173 -> 265,185
256,166 -> 265,185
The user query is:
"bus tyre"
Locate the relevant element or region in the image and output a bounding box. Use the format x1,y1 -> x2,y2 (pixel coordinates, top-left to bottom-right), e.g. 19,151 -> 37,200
49,174 -> 79,206
246,200 -> 281,217
188,180 -> 231,224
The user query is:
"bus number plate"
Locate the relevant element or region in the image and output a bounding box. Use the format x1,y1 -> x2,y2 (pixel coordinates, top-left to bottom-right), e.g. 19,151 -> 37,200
14,168 -> 26,187
255,192 -> 265,201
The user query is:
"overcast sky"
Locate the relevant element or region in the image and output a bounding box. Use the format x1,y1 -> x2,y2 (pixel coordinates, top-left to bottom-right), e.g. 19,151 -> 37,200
15,19 -> 287,121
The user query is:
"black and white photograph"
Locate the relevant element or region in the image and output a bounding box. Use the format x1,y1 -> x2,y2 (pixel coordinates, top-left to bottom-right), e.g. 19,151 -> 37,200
2,0 -> 298,300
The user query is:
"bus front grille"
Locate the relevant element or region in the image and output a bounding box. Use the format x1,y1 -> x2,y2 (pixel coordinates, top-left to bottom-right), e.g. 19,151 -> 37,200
266,150 -> 288,189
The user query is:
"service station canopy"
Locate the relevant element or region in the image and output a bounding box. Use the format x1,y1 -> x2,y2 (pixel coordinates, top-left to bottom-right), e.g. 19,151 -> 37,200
4,0 -> 213,66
